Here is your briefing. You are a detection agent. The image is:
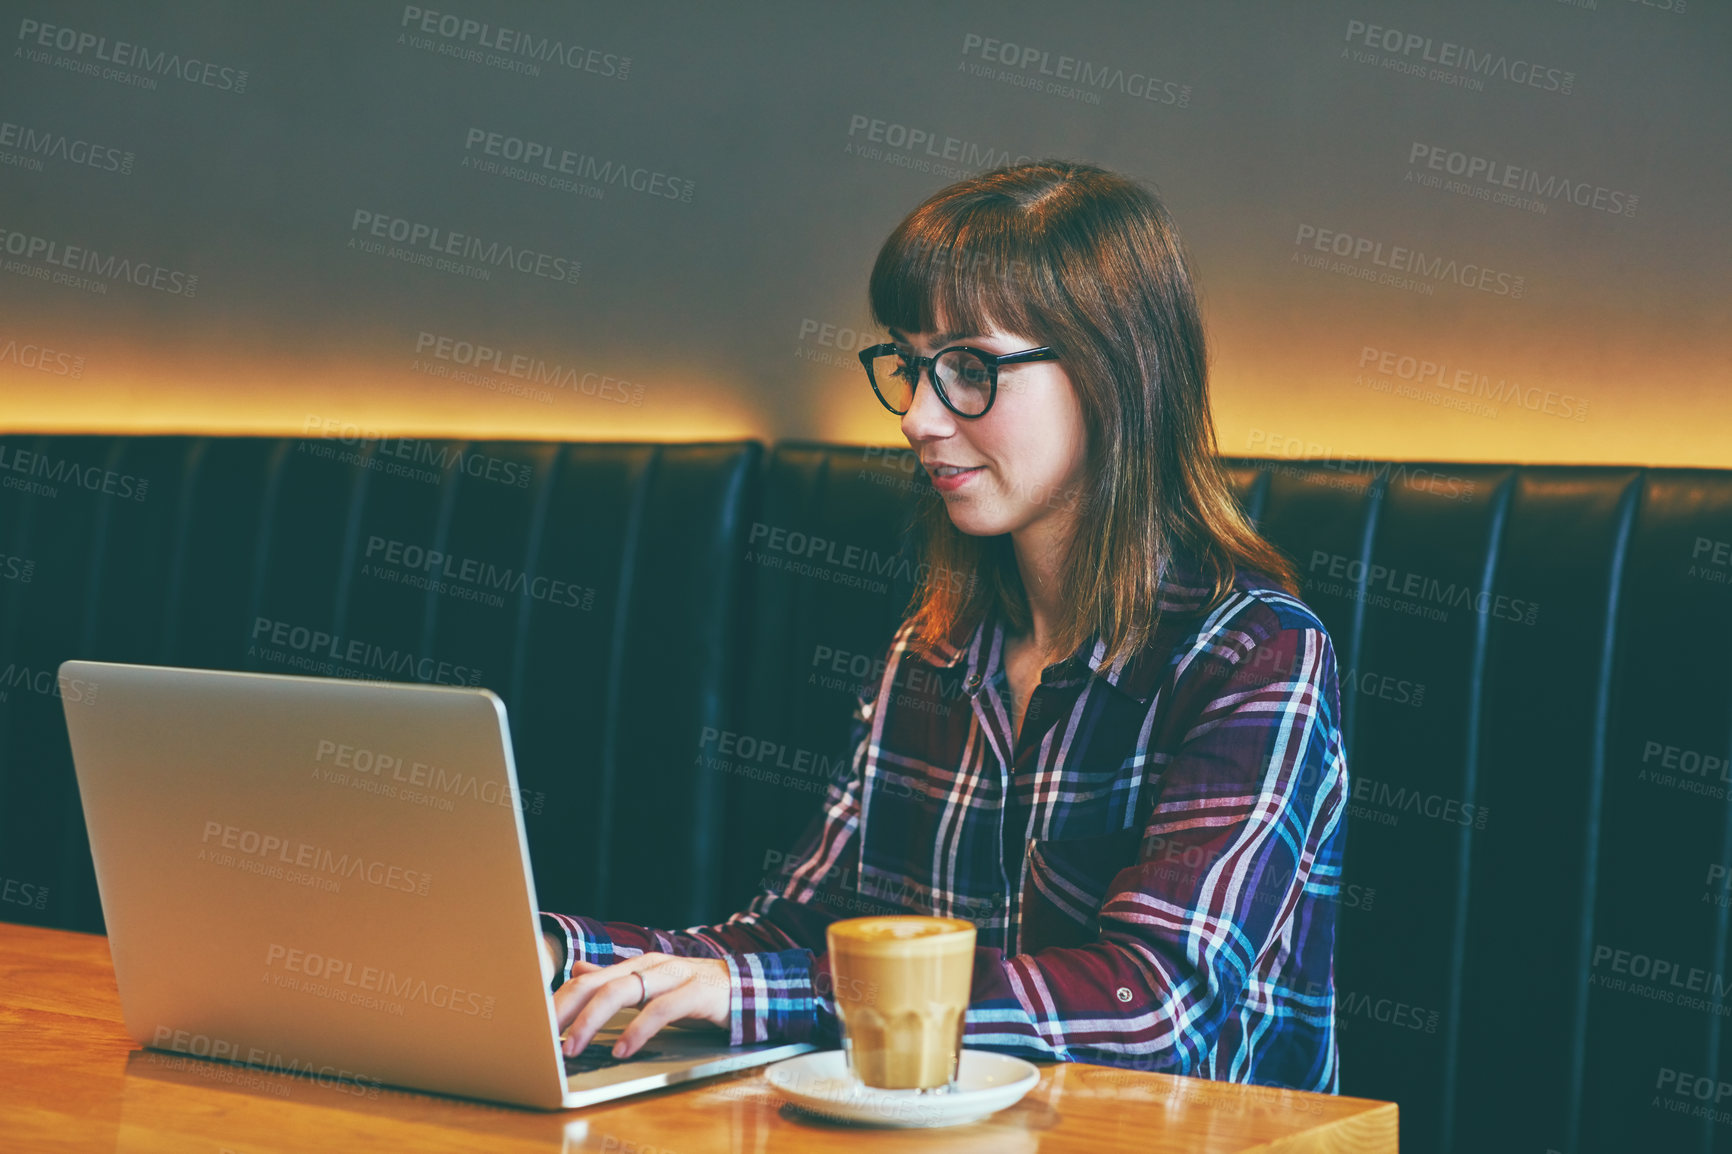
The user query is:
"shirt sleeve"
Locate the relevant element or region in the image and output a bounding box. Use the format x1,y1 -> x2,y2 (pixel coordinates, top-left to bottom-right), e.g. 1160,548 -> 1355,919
718,616 -> 1347,1074
539,684 -> 888,1046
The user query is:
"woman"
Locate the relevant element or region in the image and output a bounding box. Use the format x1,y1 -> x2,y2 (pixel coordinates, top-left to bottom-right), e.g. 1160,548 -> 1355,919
540,159 -> 1348,1092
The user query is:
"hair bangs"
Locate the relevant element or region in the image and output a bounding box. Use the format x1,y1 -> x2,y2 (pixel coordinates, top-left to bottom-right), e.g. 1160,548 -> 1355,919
868,201 -> 1052,346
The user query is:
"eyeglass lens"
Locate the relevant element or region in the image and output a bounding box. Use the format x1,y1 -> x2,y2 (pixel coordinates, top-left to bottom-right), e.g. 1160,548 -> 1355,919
869,349 -> 992,416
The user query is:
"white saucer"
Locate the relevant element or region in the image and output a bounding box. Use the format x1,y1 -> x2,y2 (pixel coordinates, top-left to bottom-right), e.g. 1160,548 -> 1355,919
764,1049 -> 1041,1128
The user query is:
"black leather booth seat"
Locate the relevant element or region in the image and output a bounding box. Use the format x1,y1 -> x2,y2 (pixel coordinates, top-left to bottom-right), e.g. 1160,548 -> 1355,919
0,436 -> 760,936
2,434 -> 1730,1154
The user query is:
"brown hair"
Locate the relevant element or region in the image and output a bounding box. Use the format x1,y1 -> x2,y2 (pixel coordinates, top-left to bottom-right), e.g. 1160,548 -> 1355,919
867,159 -> 1298,669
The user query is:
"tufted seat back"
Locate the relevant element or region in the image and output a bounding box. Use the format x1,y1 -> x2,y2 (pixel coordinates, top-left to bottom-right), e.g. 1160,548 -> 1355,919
3,435 -> 1730,1153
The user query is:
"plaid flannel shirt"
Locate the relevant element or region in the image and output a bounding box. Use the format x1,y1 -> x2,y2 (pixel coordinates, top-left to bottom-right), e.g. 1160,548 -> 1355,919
541,551 -> 1348,1091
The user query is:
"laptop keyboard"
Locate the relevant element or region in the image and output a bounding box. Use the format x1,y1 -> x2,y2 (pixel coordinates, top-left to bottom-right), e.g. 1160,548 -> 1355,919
563,1043 -> 663,1076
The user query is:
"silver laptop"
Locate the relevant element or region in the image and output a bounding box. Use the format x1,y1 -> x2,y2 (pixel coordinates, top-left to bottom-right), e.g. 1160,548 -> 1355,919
58,659 -> 814,1110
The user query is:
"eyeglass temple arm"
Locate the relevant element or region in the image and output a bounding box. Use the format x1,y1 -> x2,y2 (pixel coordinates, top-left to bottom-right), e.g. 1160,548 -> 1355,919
989,346 -> 1057,367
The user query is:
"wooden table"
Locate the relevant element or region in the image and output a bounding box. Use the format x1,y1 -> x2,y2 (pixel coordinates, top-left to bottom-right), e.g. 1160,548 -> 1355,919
0,923 -> 1397,1152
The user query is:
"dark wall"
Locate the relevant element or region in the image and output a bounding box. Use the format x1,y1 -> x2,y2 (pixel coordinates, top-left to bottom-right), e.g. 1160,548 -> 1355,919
1,1 -> 1727,463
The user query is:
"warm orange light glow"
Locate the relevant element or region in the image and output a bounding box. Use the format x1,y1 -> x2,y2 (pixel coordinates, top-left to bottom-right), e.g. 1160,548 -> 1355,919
0,334 -> 771,443
3,306 -> 1725,467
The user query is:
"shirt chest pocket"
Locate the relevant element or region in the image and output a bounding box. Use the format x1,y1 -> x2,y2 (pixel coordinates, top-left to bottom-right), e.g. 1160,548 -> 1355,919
1020,824 -> 1143,953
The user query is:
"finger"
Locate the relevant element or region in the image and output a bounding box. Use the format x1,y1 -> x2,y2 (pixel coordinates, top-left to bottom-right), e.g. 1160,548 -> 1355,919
560,970 -> 640,1056
561,965 -> 661,1057
566,951 -> 662,995
552,953 -> 663,1038
613,980 -> 709,1058
568,967 -> 660,1056
553,959 -> 603,1004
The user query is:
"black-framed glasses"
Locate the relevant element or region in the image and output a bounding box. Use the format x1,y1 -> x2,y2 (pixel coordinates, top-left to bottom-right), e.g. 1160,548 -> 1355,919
858,342 -> 1058,418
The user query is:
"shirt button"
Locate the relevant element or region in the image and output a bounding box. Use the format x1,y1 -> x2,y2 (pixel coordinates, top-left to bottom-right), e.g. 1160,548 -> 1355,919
1116,987 -> 1134,1003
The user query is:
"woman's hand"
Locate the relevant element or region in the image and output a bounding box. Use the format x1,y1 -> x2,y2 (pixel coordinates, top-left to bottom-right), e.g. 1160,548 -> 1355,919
552,952 -> 733,1059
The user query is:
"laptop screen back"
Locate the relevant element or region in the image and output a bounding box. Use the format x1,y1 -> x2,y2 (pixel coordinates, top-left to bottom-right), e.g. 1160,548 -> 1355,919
59,660 -> 569,1109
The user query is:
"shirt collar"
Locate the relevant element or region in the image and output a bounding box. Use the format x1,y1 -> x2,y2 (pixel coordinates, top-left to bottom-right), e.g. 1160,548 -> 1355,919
913,549 -> 1222,706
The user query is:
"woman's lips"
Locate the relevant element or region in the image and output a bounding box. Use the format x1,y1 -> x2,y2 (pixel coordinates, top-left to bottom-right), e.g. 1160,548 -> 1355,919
930,466 -> 984,492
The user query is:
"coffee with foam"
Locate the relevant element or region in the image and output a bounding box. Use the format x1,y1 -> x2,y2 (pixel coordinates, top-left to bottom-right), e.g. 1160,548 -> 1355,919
826,916 -> 976,1091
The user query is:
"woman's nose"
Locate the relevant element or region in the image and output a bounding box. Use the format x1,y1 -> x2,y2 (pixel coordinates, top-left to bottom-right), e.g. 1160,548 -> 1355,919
899,361 -> 955,439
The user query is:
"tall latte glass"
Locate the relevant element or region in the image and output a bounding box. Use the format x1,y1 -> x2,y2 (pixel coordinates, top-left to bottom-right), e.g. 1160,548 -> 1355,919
826,916 -> 976,1091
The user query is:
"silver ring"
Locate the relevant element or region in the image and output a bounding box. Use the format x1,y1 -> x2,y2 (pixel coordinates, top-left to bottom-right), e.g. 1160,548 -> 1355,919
634,970 -> 647,1010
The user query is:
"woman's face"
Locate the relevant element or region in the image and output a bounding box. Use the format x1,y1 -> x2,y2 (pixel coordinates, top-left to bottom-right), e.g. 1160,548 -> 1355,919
893,317 -> 1088,541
